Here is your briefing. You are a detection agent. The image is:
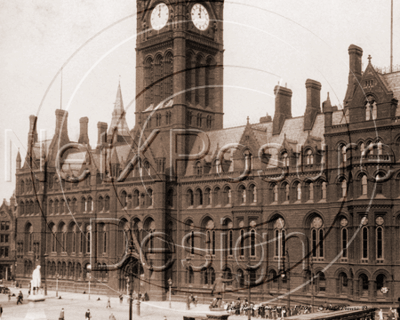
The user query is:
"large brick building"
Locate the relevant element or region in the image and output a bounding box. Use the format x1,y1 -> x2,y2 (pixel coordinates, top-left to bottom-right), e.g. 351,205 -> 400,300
13,0 -> 400,306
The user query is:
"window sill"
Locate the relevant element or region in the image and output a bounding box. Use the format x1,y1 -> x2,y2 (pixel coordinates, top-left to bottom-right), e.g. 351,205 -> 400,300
376,259 -> 384,264
361,259 -> 368,263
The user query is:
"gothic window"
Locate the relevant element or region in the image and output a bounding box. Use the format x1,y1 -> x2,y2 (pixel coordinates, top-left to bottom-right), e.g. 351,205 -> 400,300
281,152 -> 288,167
306,149 -> 313,165
156,113 -> 161,126
103,225 -> 107,254
72,225 -> 76,253
154,55 -> 163,106
237,269 -> 245,287
187,189 -> 194,207
294,182 -> 301,201
48,200 -> 52,215
214,187 -> 220,206
146,189 -> 153,207
166,111 -> 172,125
223,186 -> 231,205
362,226 -> 368,259
21,180 -> 25,193
105,196 -> 110,211
206,115 -> 212,128
86,225 -> 91,254
229,229 -> 233,256
239,185 -> 246,204
186,52 -> 193,103
377,141 -> 383,155
341,221 -> 348,258
195,188 -> 203,206
376,224 -> 384,260
361,175 -> 368,195
145,58 -> 154,107
250,229 -> 256,256
81,198 -> 85,213
204,188 -> 211,206
249,185 -> 257,203
196,162 -> 202,175
205,58 -> 215,107
322,182 -> 327,200
98,196 -> 104,212
195,56 -> 203,105
274,218 -> 285,258
197,113 -> 202,127
337,178 -> 347,198
273,184 -> 278,202
283,183 -> 289,202
309,183 -> 314,201
120,191 -> 127,208
71,198 -> 77,213
240,229 -> 244,256
61,225 -> 67,253
311,217 -> 324,258
164,52 -> 173,101
52,225 -> 57,252
359,274 -> 369,296
187,111 -> 193,125
341,145 -> 347,163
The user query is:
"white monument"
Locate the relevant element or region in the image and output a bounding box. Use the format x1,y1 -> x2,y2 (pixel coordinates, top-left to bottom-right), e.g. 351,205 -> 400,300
28,265 -> 45,302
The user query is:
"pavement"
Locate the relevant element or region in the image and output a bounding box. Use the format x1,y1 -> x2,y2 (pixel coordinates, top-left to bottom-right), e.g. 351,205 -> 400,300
0,286 -> 229,320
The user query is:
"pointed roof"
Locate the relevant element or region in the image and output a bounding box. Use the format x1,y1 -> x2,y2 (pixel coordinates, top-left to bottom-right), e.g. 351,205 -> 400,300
108,83 -> 131,137
16,150 -> 21,162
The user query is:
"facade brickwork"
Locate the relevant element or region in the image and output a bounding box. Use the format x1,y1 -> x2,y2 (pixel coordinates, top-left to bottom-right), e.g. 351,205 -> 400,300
11,0 -> 400,307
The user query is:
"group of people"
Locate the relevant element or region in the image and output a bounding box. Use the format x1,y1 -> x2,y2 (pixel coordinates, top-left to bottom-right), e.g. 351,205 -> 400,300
224,299 -> 322,318
186,294 -> 198,310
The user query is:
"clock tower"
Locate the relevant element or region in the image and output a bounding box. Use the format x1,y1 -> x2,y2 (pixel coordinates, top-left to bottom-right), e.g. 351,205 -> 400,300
135,0 -> 224,133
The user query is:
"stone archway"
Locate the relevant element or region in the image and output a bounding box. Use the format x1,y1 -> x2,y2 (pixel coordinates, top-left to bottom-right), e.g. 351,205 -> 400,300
119,258 -> 143,295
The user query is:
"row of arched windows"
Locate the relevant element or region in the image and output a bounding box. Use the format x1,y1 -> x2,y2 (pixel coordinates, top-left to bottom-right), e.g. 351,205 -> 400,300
271,181 -> 327,204
147,111 -> 172,128
187,111 -> 213,128
186,52 -> 216,108
119,189 -> 153,209
186,185 -> 257,208
144,52 -> 174,108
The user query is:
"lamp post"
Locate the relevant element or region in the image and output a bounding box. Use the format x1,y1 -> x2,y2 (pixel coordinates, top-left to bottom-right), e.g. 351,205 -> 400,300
168,278 -> 172,308
55,273 -> 59,297
43,254 -> 48,296
280,250 -> 290,312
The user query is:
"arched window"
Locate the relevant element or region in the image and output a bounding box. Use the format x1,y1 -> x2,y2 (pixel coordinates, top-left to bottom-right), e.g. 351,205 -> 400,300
187,267 -> 194,284
250,229 -> 256,256
341,224 -> 348,258
223,186 -> 231,205
146,189 -> 153,207
195,162 -> 202,176
206,115 -> 212,128
204,188 -> 211,206
185,189 -> 193,207
105,196 -> 110,211
273,218 -> 285,258
239,185 -> 246,204
249,185 -> 257,203
195,188 -> 203,206
284,183 -> 289,202
322,182 -> 327,200
362,226 -> 368,260
306,149 -> 313,165
52,225 -> 57,253
156,113 -> 161,126
120,191 -> 127,208
294,182 -> 301,201
197,113 -> 202,127
98,196 -> 104,212
166,111 -> 172,125
339,179 -> 347,198
72,225 -> 76,253
359,274 -> 369,296
214,187 -> 220,206
237,269 -> 245,287
133,190 -> 139,208
103,224 -> 107,254
309,183 -> 314,201
282,152 -> 288,167
361,175 -> 368,195
48,201 -> 52,215
273,184 -> 278,202
311,217 -> 324,258
376,274 -> 386,294
376,226 -> 383,259
240,229 -> 245,256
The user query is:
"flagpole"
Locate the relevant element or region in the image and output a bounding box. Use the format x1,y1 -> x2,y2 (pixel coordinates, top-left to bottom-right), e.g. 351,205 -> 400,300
391,0 -> 393,73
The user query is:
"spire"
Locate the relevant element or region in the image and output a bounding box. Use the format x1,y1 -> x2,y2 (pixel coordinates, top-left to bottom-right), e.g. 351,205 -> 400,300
16,149 -> 21,170
108,82 -> 131,139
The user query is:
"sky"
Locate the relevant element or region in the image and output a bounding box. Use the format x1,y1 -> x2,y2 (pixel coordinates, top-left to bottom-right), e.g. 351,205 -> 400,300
0,0 -> 398,201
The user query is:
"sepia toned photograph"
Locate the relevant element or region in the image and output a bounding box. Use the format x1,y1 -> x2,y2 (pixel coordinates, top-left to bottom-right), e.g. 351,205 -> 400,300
0,1 -> 399,319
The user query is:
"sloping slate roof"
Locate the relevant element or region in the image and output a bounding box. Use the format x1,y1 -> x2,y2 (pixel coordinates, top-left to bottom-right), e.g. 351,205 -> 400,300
383,71 -> 400,100
61,151 -> 86,176
31,139 -> 53,158
144,99 -> 174,112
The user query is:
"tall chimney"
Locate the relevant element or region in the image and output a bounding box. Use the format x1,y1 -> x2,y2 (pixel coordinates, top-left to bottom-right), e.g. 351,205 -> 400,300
344,44 -> 363,107
28,115 -> 38,145
97,122 -> 108,146
55,109 -> 69,138
304,79 -> 321,131
272,85 -> 292,135
78,117 -> 90,145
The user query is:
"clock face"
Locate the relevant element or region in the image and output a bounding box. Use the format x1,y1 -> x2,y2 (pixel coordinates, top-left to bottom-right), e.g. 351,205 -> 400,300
191,4 -> 210,31
151,3 -> 169,31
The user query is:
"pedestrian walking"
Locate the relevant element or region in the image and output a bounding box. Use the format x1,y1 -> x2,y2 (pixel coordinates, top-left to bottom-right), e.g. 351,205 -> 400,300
106,297 -> 111,308
17,291 -> 23,305
109,313 -> 116,320
119,294 -> 123,304
0,304 -> 3,319
378,308 -> 384,320
59,308 -> 64,320
85,309 -> 91,320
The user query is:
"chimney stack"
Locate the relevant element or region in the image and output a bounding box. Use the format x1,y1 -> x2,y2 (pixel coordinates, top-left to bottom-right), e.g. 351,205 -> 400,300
28,115 -> 38,145
344,44 -> 363,107
97,122 -> 108,146
304,79 -> 321,131
272,85 -> 292,135
55,109 -> 69,137
78,117 -> 90,145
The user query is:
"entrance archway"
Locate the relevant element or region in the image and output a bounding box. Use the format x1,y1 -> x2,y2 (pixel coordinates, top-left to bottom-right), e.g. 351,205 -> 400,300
119,258 -> 143,294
